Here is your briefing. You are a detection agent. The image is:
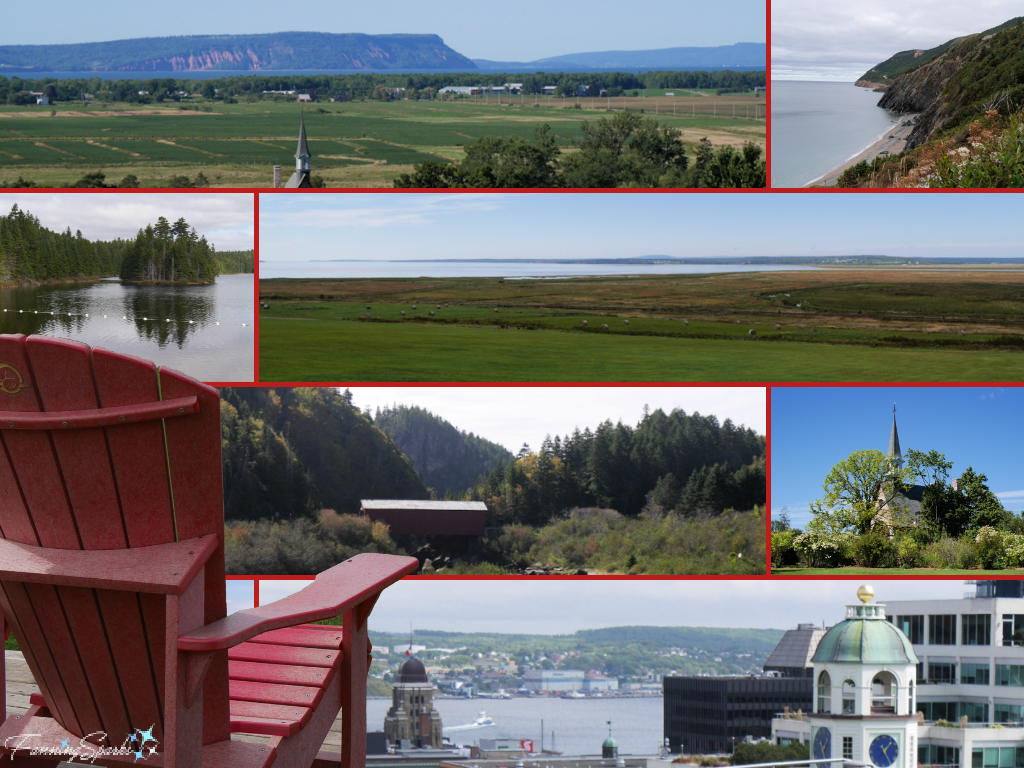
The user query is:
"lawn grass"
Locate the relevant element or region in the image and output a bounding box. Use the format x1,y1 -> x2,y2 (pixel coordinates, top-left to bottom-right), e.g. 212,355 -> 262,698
0,97 -> 765,187
772,567 -> 1024,575
258,316 -> 1024,382
257,272 -> 1024,382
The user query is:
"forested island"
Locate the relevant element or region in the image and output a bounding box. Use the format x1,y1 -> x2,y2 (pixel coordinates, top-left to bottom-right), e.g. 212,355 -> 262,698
216,249 -> 255,274
218,387 -> 766,575
118,216 -> 218,284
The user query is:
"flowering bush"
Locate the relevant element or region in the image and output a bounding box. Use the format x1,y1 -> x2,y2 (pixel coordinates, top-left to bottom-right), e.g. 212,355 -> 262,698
793,531 -> 855,568
1003,533 -> 1024,568
976,526 -> 1006,569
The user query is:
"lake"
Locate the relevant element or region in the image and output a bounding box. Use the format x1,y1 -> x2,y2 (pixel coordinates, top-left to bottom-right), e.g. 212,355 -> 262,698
259,261 -> 822,279
0,273 -> 253,383
367,696 -> 665,756
770,80 -> 904,188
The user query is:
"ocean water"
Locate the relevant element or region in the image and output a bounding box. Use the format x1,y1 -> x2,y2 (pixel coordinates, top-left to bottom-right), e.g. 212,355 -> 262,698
770,80 -> 904,188
259,261 -> 821,279
0,274 -> 254,383
367,696 -> 665,756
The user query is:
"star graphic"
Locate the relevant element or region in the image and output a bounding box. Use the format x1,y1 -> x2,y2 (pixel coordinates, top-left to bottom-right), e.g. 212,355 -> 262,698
61,739 -> 69,749
136,725 -> 156,744
134,749 -> 146,762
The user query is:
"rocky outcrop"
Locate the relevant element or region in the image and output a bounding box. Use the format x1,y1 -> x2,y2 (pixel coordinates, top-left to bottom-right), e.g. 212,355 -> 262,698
854,79 -> 887,90
876,50 -> 966,149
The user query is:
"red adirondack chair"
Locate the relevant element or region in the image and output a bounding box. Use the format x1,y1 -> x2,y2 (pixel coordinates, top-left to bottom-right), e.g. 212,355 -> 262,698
0,334 -> 418,768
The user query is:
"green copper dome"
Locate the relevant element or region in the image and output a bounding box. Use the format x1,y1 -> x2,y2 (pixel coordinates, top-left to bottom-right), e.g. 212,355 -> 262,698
812,610 -> 918,666
603,737 -> 618,748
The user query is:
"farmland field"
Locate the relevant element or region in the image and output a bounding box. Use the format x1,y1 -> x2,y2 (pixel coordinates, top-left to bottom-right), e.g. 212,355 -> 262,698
0,96 -> 766,187
257,270 -> 1024,382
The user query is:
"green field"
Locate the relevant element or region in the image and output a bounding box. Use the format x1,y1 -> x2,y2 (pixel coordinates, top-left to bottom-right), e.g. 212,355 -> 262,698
0,96 -> 766,187
773,567 -> 1024,575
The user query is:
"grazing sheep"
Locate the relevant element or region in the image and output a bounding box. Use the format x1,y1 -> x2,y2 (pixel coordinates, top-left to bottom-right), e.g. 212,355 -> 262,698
748,329 -> 757,337
400,311 -> 406,316
581,320 -> 588,326
412,305 -> 417,310
774,324 -> 780,330
429,311 -> 435,316
683,320 -> 689,326
494,308 -> 499,313
601,324 -> 609,330
799,325 -> 805,330
445,303 -> 449,307
367,305 -> 372,310
735,320 -> 740,324
436,304 -> 441,309
959,330 -> 965,336
623,320 -> 629,326
364,313 -> 370,318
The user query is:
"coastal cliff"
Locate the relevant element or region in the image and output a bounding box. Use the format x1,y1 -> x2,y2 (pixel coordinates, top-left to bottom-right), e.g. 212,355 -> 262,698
871,16 -> 1024,149
854,80 -> 887,91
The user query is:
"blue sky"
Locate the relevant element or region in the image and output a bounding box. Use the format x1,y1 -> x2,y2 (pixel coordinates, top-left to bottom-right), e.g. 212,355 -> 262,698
772,387 -> 1024,530
2,0 -> 763,62
225,578 -> 973,634
259,193 -> 1024,265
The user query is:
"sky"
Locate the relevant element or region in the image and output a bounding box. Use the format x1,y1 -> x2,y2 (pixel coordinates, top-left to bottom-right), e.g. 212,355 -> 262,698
772,387 -> 1024,530
259,193 -> 1024,263
344,386 -> 765,453
224,578 -> 976,635
0,193 -> 254,251
1,0 -> 764,62
772,0 -> 1023,81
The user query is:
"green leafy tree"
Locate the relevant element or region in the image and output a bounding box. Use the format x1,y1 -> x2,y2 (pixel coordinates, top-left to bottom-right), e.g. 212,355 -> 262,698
808,449 -> 913,534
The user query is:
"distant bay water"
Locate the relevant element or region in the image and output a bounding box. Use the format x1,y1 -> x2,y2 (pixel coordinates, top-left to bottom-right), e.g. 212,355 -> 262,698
0,69 -> 484,81
771,80 -> 904,188
259,261 -> 822,279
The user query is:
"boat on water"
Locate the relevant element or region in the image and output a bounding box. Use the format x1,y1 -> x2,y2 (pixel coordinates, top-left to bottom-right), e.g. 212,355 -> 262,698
560,690 -> 586,699
443,711 -> 497,732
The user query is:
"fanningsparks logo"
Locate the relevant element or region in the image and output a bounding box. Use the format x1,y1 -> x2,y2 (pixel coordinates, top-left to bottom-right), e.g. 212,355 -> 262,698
4,726 -> 158,763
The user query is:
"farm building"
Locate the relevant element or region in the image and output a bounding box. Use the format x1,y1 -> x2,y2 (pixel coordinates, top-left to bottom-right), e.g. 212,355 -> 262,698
360,500 -> 487,537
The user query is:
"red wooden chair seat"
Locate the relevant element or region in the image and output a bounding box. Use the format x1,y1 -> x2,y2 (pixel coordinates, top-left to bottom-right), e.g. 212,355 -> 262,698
0,334 -> 418,768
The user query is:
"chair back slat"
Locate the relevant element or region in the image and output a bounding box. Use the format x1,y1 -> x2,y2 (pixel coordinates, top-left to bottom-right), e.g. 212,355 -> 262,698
0,334 -> 227,749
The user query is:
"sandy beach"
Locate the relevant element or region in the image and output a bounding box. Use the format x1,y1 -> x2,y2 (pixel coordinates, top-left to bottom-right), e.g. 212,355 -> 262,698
806,113 -> 919,187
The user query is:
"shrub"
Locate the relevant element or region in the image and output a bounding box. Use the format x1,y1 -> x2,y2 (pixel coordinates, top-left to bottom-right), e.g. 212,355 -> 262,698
733,742 -> 813,766
921,537 -> 979,570
894,536 -> 921,569
1003,533 -> 1024,567
792,531 -> 855,568
976,526 -> 1006,569
852,533 -> 897,568
771,530 -> 800,567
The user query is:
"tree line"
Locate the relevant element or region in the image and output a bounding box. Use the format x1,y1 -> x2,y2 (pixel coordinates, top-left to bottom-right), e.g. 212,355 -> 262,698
215,249 -> 255,274
0,69 -> 765,105
395,113 -> 765,188
467,406 -> 765,526
118,216 -> 218,283
0,204 -> 126,283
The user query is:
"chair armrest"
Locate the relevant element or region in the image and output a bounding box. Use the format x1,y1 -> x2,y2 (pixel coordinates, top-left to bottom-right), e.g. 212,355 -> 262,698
178,553 -> 418,652
0,395 -> 198,430
0,535 -> 218,594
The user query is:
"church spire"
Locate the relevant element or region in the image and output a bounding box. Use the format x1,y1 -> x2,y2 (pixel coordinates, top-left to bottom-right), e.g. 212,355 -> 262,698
887,404 -> 903,471
295,113 -> 310,169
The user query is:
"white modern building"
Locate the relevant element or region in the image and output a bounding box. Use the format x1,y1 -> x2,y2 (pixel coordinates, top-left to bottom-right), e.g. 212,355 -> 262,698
773,581 -> 1024,768
523,669 -> 584,692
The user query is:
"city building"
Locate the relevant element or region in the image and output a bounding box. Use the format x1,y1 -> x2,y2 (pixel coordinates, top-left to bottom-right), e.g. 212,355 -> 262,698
384,657 -> 444,748
523,670 -> 585,692
663,622 -> 819,754
772,582 -> 1024,768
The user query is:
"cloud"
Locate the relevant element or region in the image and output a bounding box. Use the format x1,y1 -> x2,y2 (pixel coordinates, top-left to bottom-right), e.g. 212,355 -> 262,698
772,0 -> 1023,79
0,192 -> 253,251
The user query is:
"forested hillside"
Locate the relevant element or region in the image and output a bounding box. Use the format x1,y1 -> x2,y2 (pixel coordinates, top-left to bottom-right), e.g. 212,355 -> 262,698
216,249 -> 254,274
0,32 -> 475,72
119,216 -> 218,283
373,404 -> 513,496
0,204 -> 126,283
220,387 -> 429,519
469,408 -> 765,525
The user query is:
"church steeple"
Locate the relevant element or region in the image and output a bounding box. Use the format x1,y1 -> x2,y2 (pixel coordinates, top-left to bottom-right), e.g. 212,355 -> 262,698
295,113 -> 311,172
887,405 -> 903,471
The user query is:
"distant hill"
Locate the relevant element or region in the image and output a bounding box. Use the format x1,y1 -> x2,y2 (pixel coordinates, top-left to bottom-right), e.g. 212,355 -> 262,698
373,404 -> 513,496
0,32 -> 476,72
858,17 -> 1023,84
473,43 -> 765,72
219,387 -> 430,519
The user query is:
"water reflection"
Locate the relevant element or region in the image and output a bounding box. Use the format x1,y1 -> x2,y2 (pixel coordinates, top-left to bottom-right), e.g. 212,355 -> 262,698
0,275 -> 253,382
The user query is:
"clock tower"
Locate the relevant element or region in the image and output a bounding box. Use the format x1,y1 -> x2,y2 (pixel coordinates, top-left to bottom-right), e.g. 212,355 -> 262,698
808,585 -> 919,768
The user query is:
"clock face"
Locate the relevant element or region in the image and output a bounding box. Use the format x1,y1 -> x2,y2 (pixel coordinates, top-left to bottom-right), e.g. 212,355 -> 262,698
813,728 -> 831,760
870,734 -> 899,768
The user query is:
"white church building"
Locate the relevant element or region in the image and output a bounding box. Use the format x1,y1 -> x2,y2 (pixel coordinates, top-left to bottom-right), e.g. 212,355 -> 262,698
773,582 -> 1024,768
